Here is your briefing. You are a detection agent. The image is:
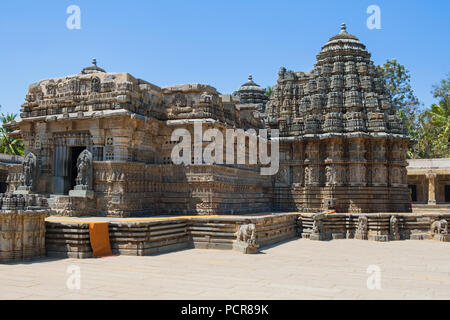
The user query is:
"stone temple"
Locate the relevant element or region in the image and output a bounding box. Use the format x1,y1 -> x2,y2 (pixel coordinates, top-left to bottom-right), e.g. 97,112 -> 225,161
4,24 -> 412,217
266,23 -> 411,213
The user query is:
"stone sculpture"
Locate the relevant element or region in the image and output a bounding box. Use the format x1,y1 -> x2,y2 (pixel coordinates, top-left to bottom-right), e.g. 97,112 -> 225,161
355,216 -> 368,240
69,150 -> 94,198
76,150 -> 93,189
15,152 -> 37,195
21,153 -> 36,187
310,213 -> 326,240
390,215 -> 400,241
237,223 -> 257,246
430,219 -> 448,235
235,222 -> 259,254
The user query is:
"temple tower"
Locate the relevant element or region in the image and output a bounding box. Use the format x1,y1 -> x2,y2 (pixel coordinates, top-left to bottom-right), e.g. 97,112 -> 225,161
266,24 -> 412,213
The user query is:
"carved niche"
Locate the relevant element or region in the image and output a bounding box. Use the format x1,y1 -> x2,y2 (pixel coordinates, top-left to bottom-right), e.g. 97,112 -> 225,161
91,77 -> 101,93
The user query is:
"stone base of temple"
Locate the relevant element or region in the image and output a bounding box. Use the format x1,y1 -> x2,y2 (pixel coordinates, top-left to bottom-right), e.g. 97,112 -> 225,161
274,186 -> 412,213
0,208 -> 49,263
300,213 -> 450,242
233,242 -> 259,254
413,204 -> 450,213
13,186 -> 32,195
68,189 -> 94,199
44,214 -> 299,258
43,163 -> 273,217
41,212 -> 450,260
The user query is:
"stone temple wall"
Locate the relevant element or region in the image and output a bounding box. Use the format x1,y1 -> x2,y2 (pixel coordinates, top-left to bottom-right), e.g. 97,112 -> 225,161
273,137 -> 410,213
0,194 -> 49,262
49,163 -> 272,217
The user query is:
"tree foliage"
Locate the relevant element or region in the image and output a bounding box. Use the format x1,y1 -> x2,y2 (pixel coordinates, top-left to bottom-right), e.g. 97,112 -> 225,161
0,112 -> 24,156
424,77 -> 450,157
377,60 -> 450,159
377,59 -> 422,158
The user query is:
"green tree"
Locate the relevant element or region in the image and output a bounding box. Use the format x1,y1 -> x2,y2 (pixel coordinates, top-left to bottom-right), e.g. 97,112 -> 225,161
425,76 -> 450,157
265,86 -> 273,98
412,75 -> 450,159
377,59 -> 422,158
0,113 -> 24,156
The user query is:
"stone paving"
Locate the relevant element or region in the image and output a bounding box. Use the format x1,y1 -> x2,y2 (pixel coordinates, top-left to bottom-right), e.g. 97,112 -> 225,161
0,239 -> 449,300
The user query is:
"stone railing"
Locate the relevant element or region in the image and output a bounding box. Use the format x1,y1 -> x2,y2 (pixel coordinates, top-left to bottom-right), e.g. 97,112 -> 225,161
0,154 -> 23,164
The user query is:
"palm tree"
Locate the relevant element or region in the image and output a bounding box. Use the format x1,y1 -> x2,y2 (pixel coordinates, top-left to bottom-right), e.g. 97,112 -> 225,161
265,86 -> 273,98
0,113 -> 24,156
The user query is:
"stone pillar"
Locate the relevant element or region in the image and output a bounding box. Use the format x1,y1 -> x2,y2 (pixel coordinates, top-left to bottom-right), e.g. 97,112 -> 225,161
110,129 -> 133,162
426,173 -> 437,205
90,128 -> 105,161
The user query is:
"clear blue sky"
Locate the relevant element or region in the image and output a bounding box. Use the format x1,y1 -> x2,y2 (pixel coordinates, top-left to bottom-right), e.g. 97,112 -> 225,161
0,0 -> 449,115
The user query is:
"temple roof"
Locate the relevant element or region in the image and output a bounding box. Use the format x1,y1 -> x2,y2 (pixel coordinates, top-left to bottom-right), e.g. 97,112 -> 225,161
234,75 -> 268,106
318,23 -> 369,60
80,58 -> 106,74
265,23 -> 408,138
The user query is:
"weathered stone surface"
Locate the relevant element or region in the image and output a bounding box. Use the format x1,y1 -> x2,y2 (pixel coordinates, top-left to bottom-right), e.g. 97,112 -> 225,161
0,201 -> 49,263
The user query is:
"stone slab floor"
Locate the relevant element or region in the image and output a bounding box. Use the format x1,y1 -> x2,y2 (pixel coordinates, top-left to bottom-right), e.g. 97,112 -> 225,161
1,239 -> 449,300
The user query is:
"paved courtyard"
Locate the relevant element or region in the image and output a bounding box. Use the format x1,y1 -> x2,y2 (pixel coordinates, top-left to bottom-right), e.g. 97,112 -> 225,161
0,239 -> 449,300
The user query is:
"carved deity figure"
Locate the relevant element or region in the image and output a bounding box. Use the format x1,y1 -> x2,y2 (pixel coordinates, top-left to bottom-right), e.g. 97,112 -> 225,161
20,152 -> 37,188
325,166 -> 336,185
430,219 -> 448,235
390,167 -> 401,185
91,77 -> 101,93
75,150 -> 93,189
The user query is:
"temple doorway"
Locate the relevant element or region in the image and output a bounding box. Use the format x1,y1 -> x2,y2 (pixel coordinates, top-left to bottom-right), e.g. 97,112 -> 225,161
408,185 -> 417,202
445,185 -> 450,203
68,147 -> 85,193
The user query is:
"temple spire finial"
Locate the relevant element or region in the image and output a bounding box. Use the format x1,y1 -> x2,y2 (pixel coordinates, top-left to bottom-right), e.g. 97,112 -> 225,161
340,23 -> 347,33
248,74 -> 253,82
80,58 -> 106,74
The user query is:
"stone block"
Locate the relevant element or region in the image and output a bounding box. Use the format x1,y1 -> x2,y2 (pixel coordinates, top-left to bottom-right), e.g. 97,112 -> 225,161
68,190 -> 94,199
433,234 -> 450,242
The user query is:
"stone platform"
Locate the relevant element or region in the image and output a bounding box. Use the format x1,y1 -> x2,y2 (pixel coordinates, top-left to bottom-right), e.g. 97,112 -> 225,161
45,213 -> 300,258
299,212 -> 450,242
44,212 -> 450,259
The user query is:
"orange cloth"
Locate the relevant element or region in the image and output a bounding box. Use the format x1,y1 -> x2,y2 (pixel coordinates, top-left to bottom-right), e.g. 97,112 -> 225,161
88,222 -> 112,258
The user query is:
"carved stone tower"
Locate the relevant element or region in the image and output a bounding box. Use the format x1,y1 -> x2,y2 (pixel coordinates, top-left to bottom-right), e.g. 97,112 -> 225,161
266,24 -> 412,213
